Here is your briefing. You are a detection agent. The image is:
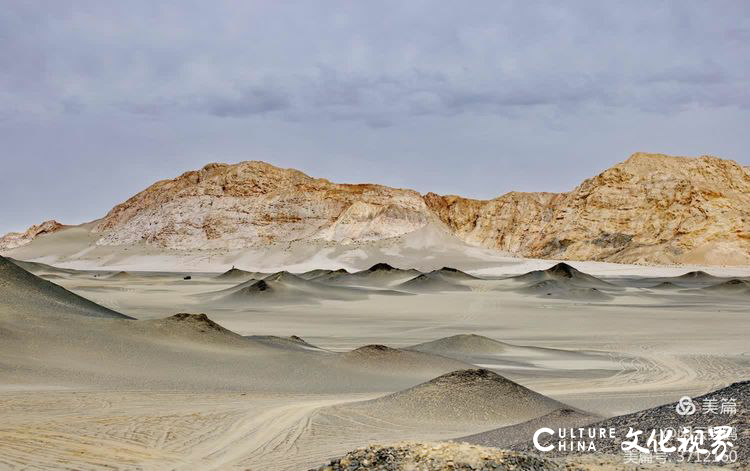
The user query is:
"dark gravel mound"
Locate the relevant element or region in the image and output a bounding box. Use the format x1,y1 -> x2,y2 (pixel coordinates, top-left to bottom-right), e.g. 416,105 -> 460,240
516,380 -> 750,465
675,270 -> 721,281
166,313 -> 227,332
311,442 -> 563,471
511,263 -> 614,289
366,263 -> 399,272
350,344 -> 398,354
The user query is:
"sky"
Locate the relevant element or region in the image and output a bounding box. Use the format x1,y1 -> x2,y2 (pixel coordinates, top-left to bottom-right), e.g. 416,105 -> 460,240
1,1 -> 749,234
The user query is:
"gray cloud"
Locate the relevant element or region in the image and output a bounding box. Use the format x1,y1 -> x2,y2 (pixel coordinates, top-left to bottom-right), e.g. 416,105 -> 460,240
0,1 -> 748,234
1,1 -> 748,126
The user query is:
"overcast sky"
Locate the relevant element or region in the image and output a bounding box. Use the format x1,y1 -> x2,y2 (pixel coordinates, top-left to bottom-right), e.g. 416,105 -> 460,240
1,1 -> 749,234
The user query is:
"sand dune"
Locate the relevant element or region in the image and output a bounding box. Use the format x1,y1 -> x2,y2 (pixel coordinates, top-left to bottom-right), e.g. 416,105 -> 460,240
334,369 -> 567,426
218,271 -> 408,304
327,263 -> 422,287
1,255 -> 748,470
335,344 -> 472,377
511,262 -> 615,289
7,256 -> 95,276
702,278 -> 750,295
295,268 -> 348,281
1,259 -> 463,394
673,270 -> 723,282
516,279 -> 613,301
246,334 -> 327,352
406,333 -> 620,379
397,267 -> 477,292
0,255 -> 129,320
648,281 -> 684,290
398,272 -> 472,292
409,334 -> 513,356
429,267 -> 479,280
107,270 -> 135,280
214,267 -> 261,281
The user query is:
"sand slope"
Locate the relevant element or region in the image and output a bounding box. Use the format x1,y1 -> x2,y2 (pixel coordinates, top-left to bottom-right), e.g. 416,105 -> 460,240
216,271 -> 409,304
408,334 -> 513,356
335,344 -> 473,377
0,255 -> 129,320
510,262 -> 614,288
397,269 -> 474,292
333,369 -> 567,426
327,263 -> 422,287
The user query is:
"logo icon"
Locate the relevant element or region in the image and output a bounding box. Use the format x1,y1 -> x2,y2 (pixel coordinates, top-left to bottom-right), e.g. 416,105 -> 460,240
676,396 -> 696,416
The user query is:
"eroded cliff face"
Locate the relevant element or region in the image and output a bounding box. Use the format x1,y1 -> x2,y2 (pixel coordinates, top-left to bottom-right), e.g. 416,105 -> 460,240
525,153 -> 750,265
92,161 -> 433,249
5,153 -> 750,265
425,153 -> 750,264
423,191 -> 563,253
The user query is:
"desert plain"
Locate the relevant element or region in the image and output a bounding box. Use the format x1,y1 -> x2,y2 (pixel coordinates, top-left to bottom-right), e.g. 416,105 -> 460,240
1,247 -> 748,470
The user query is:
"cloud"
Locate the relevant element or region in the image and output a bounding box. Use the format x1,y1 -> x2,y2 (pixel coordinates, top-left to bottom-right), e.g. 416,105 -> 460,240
0,1 -> 748,126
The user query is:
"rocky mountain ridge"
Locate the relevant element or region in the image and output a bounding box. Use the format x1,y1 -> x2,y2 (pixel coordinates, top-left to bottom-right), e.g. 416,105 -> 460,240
0,220 -> 67,250
3,153 -> 749,265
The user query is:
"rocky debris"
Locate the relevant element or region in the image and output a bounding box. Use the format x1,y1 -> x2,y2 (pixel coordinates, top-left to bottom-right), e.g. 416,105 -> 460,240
351,344 -> 397,354
312,442 -> 727,471
311,442 -> 562,471
166,313 -> 225,332
516,380 -> 750,465
0,220 -> 66,250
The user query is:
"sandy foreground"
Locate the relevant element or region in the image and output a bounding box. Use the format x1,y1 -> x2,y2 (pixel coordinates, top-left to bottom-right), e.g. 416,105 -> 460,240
0,256 -> 748,470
